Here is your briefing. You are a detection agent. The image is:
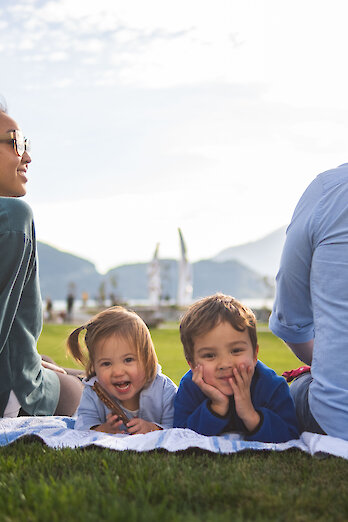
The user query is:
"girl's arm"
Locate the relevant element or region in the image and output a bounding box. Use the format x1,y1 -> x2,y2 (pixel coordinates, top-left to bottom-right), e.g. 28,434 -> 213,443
159,377 -> 178,428
74,386 -> 107,431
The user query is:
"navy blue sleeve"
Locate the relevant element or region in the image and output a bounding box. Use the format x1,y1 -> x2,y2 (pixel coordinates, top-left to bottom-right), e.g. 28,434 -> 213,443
173,373 -> 230,436
247,378 -> 299,443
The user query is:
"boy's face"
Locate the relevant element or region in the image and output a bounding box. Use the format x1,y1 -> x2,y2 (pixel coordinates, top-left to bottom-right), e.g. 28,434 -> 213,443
189,321 -> 258,396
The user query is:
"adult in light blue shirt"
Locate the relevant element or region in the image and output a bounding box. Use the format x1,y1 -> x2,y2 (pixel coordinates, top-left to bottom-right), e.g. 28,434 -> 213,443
269,163 -> 348,440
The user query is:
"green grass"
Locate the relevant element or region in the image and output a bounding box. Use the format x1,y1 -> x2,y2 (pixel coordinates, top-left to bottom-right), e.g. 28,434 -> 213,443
1,323 -> 347,521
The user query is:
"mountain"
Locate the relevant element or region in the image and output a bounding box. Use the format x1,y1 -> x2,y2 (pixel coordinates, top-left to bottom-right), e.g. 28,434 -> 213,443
213,226 -> 287,278
36,243 -> 271,302
37,242 -> 102,300
105,258 -> 270,301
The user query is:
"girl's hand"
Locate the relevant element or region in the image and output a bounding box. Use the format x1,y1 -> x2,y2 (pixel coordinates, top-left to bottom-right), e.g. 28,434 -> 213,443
93,413 -> 125,434
228,364 -> 260,432
126,418 -> 162,435
192,364 -> 229,417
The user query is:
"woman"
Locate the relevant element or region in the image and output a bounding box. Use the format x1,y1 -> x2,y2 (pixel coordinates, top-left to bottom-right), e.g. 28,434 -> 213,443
0,102 -> 83,417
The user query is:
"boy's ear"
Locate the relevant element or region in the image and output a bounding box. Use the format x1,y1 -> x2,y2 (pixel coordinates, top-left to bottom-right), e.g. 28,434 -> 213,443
254,344 -> 259,363
187,359 -> 195,370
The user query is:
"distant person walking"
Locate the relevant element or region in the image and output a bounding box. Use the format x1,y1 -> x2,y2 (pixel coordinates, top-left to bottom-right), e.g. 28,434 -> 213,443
45,297 -> 53,321
269,163 -> 348,440
66,292 -> 74,322
0,101 -> 83,418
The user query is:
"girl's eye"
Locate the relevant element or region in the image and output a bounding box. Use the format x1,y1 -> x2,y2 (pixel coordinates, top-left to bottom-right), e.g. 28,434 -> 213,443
125,357 -> 135,363
100,361 -> 111,367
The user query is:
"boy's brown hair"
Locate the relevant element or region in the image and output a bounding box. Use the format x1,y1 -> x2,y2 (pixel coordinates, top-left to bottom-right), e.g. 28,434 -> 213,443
180,293 -> 258,363
67,306 -> 158,382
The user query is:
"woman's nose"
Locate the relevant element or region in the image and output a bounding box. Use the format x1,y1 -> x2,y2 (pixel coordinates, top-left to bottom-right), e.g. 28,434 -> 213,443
21,150 -> 31,164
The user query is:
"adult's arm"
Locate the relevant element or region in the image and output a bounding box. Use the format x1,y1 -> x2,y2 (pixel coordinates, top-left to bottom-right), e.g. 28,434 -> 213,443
0,198 -> 59,415
286,340 -> 314,365
269,177 -> 322,354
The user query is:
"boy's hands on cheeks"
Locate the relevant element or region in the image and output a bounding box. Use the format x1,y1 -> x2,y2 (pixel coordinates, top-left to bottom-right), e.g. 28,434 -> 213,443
229,364 -> 260,432
192,364 -> 229,417
126,418 -> 161,434
92,413 -> 125,434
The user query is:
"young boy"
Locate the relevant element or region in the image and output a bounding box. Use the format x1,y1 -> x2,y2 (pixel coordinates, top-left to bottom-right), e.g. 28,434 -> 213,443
173,293 -> 299,443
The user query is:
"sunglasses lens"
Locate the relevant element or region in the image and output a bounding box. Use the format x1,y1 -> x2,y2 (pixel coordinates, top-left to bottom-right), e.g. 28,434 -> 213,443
13,130 -> 24,156
24,138 -> 31,153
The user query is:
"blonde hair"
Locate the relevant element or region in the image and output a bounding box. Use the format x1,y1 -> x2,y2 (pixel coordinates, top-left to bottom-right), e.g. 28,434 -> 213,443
180,293 -> 257,363
67,306 -> 158,383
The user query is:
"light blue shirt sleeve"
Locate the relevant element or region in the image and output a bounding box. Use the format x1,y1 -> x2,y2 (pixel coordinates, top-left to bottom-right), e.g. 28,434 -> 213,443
269,176 -> 322,343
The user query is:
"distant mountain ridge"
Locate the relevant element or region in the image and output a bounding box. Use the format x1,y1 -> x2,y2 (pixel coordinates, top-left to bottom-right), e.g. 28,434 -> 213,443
37,227 -> 285,301
214,226 -> 287,278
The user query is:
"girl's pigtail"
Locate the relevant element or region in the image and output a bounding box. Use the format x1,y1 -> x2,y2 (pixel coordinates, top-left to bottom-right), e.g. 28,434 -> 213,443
67,325 -> 89,368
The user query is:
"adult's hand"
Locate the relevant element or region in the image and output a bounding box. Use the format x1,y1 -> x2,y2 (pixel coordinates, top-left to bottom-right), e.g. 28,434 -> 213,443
41,359 -> 67,374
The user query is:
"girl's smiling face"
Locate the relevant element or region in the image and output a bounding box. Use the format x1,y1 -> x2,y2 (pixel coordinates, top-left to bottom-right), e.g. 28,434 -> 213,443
190,321 -> 258,396
94,334 -> 146,411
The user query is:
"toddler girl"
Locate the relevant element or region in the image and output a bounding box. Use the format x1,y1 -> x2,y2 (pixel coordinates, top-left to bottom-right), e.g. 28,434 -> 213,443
67,306 -> 177,434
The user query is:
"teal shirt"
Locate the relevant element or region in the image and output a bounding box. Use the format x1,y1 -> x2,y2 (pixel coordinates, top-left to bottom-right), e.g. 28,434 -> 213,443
0,197 -> 59,416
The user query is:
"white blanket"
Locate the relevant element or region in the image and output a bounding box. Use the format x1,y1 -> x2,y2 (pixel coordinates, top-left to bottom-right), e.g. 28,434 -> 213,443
0,417 -> 347,459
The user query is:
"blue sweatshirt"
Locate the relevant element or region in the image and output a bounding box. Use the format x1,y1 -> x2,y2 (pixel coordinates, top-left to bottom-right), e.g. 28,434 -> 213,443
173,361 -> 299,443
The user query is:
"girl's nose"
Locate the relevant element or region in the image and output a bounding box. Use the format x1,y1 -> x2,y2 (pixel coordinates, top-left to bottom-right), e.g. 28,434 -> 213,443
111,365 -> 124,376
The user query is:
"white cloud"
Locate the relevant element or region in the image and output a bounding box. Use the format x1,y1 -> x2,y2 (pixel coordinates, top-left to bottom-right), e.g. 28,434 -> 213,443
1,0 -> 265,88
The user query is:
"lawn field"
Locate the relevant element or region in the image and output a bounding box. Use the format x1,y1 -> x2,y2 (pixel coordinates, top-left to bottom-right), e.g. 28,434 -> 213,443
0,323 -> 346,522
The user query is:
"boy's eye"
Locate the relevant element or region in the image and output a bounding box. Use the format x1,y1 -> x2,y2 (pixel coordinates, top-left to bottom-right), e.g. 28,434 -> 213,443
232,348 -> 243,354
201,353 -> 215,359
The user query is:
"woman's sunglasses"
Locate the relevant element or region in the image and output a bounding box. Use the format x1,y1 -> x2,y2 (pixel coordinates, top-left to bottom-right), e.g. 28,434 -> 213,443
0,130 -> 31,157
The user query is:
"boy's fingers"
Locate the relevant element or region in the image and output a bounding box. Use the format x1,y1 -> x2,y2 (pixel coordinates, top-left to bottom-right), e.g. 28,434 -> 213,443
236,364 -> 251,385
192,364 -> 204,384
228,377 -> 236,393
233,367 -> 243,385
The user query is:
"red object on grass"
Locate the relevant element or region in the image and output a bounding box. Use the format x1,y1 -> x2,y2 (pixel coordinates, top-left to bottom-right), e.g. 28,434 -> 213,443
282,366 -> 311,383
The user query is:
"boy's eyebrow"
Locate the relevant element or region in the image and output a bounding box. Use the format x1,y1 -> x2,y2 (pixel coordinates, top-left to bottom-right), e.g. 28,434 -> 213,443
195,341 -> 249,351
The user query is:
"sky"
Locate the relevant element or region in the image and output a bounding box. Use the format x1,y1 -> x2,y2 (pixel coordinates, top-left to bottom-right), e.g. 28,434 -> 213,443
1,0 -> 348,273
